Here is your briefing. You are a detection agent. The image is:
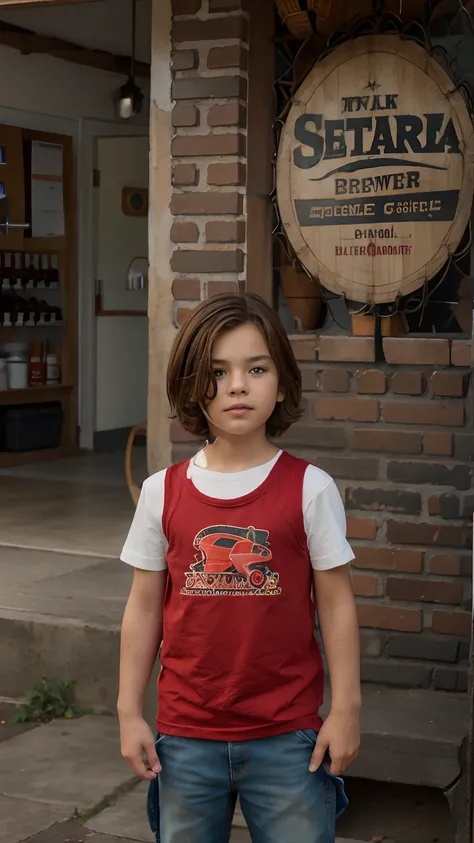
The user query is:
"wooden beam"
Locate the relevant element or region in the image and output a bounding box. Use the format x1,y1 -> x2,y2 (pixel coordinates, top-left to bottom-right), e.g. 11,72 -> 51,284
0,0 -> 98,7
0,18 -> 150,77
245,0 -> 275,305
147,0 -> 174,474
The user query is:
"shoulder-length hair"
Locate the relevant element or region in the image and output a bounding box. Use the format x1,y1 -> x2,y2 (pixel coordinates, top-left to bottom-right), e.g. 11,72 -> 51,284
167,292 -> 304,438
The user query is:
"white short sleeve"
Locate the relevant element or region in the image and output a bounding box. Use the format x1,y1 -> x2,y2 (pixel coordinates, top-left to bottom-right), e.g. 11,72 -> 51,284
303,466 -> 354,571
120,470 -> 168,571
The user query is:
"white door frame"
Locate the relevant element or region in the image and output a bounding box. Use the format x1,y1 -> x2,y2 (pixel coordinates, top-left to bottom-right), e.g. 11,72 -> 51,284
77,117 -> 149,450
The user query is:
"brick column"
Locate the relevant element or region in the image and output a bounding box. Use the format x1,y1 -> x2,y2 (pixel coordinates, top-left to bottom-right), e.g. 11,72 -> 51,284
170,0 -> 248,328
285,335 -> 473,692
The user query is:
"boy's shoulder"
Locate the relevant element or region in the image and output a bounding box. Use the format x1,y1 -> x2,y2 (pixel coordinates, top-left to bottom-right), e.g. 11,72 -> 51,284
284,451 -> 335,498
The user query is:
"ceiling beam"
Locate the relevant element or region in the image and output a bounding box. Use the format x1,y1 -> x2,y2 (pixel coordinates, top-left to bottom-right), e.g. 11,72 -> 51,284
0,18 -> 150,77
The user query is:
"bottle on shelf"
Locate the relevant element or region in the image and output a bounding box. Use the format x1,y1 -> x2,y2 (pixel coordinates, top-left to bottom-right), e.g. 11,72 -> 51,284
46,343 -> 60,385
28,340 -> 45,387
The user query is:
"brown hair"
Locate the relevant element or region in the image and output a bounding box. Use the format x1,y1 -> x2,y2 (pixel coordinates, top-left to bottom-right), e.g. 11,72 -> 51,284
167,292 -> 304,438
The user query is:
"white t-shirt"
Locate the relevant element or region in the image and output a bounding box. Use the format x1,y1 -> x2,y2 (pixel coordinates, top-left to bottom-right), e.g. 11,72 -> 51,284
121,451 -> 354,573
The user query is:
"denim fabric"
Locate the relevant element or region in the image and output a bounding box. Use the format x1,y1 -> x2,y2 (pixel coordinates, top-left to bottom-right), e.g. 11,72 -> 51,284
146,729 -> 348,843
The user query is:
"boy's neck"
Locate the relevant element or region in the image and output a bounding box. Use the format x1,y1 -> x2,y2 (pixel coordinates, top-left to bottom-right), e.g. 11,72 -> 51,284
203,430 -> 279,473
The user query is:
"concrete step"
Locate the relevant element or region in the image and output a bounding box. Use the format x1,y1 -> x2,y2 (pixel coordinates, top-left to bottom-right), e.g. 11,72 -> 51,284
0,547 -> 144,714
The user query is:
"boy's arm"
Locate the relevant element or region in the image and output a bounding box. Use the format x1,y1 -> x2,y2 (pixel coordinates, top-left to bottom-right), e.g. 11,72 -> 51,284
310,565 -> 361,776
118,568 -> 167,780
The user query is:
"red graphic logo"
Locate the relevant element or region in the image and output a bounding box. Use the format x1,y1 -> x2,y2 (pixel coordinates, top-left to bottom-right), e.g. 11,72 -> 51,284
181,525 -> 281,597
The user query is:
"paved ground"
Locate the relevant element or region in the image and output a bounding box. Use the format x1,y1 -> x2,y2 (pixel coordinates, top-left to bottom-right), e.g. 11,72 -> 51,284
0,708 -> 453,843
0,450 -> 146,558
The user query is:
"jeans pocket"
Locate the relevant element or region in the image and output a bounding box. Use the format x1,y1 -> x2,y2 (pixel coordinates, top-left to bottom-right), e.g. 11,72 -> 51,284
294,728 -> 318,747
146,775 -> 160,843
318,764 -> 349,820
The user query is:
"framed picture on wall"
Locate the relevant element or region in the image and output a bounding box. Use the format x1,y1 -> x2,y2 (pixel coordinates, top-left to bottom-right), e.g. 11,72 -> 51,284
122,186 -> 149,217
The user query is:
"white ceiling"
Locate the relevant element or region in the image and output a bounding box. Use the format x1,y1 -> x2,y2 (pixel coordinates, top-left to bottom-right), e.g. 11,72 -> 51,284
0,0 -> 151,63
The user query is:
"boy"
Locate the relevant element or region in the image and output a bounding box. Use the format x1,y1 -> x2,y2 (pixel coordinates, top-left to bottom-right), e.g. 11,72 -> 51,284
118,292 -> 361,843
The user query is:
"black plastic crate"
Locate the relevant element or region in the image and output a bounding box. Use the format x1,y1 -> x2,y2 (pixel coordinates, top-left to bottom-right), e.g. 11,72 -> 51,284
0,402 -> 63,452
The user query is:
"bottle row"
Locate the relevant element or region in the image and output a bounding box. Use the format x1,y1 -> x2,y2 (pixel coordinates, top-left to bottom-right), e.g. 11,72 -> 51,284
0,252 -> 61,291
0,292 -> 62,327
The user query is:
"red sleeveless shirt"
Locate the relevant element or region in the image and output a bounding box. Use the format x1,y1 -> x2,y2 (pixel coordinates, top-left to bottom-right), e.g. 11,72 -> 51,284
158,451 -> 324,741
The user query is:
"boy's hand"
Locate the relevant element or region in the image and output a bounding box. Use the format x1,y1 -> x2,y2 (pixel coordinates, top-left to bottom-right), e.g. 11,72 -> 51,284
120,715 -> 162,781
309,709 -> 360,776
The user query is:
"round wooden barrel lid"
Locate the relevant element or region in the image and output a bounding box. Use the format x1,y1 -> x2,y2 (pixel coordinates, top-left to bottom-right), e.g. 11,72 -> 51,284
276,35 -> 474,304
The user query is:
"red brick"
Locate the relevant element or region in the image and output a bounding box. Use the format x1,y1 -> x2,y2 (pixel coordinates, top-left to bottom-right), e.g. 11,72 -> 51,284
207,162 -> 246,186
172,163 -> 198,186
351,428 -> 422,454
386,520 -> 472,548
172,17 -> 248,43
205,220 -> 246,243
172,0 -> 201,14
171,49 -> 198,70
206,280 -> 239,297
171,249 -> 244,274
170,419 -> 199,442
207,45 -> 248,70
318,336 -> 375,363
386,577 -> 463,605
318,369 -> 350,393
432,611 -> 472,637
382,402 -> 464,427
172,76 -> 247,101
208,102 -> 247,128
171,192 -> 243,216
170,221 -> 200,243
357,603 -> 422,632
176,306 -> 196,327
315,397 -> 379,423
281,425 -> 347,450
301,368 -> 317,392
451,340 -> 470,367
305,455 -> 379,480
172,277 -> 201,301
391,371 -> 424,396
356,370 -> 386,394
429,555 -> 461,576
352,574 -> 378,598
291,337 -> 318,361
172,103 -> 199,127
383,338 -> 450,365
423,432 -> 453,456
430,371 -> 465,398
353,547 -> 423,573
346,517 -> 378,540
172,133 -> 245,158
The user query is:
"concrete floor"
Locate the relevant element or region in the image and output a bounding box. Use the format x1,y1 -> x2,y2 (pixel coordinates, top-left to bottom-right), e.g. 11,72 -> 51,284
0,450 -> 146,557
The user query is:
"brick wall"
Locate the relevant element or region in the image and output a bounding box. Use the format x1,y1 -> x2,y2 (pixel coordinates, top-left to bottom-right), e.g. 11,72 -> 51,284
170,0 -> 248,325
168,0 -> 472,692
284,335 -> 473,692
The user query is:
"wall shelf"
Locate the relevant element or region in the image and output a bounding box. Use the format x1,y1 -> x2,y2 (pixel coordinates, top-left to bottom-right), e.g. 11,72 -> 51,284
0,384 -> 72,406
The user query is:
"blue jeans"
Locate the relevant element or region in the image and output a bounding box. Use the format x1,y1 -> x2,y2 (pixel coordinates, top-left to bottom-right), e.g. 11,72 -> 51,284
147,729 -> 348,843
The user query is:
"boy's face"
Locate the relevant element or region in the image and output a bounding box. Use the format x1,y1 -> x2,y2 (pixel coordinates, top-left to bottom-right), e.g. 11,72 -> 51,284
205,322 -> 283,438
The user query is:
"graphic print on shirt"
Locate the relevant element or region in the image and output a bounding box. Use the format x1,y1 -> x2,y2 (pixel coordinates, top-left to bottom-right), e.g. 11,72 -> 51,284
180,525 -> 282,597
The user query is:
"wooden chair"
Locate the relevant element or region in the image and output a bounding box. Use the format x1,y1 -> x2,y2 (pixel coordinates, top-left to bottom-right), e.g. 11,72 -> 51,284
125,423 -> 147,506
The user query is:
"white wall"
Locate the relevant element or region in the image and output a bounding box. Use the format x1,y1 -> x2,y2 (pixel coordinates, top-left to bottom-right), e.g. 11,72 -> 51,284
0,44 -> 149,124
95,135 -> 149,432
97,136 -> 149,311
95,316 -> 148,431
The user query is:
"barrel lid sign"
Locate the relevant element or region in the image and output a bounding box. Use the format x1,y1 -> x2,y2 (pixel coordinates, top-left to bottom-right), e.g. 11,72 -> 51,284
277,36 -> 474,304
